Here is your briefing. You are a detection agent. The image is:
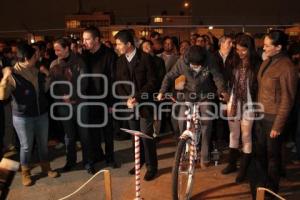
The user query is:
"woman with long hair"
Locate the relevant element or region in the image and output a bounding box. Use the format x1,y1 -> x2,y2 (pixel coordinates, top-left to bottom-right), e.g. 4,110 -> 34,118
222,34 -> 261,183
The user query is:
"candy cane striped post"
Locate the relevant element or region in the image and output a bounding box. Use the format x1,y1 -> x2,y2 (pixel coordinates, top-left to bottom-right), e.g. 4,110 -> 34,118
121,128 -> 152,200
134,135 -> 142,200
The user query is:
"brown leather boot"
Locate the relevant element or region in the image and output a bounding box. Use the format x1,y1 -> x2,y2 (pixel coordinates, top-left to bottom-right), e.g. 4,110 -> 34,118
40,162 -> 59,178
21,165 -> 33,186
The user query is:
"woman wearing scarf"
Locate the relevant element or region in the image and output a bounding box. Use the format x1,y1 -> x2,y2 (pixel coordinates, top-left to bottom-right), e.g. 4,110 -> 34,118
222,34 -> 261,183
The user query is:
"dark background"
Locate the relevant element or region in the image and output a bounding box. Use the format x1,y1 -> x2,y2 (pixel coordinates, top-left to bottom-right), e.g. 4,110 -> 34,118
0,0 -> 300,31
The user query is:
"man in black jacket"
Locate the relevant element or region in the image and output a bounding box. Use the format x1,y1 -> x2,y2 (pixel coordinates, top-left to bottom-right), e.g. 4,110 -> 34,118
212,35 -> 235,150
115,29 -> 158,181
82,26 -> 119,168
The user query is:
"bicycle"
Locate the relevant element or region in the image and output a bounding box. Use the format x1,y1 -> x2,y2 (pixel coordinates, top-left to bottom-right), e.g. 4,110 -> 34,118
172,102 -> 202,200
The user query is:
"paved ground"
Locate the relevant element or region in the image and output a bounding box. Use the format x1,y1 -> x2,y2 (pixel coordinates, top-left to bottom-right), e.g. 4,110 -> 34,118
6,136 -> 300,200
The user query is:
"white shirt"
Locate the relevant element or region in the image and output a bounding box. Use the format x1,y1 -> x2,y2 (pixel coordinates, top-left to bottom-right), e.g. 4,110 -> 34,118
218,50 -> 228,64
126,48 -> 137,62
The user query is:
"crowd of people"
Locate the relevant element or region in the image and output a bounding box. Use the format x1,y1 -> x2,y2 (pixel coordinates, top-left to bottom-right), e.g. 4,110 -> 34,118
0,27 -> 300,199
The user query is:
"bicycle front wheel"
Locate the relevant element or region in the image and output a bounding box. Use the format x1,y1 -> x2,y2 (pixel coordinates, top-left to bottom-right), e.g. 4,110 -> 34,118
172,137 -> 196,200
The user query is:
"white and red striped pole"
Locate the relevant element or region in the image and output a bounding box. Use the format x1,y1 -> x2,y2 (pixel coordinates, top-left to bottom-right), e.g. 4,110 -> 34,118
134,135 -> 143,200
121,128 -> 152,200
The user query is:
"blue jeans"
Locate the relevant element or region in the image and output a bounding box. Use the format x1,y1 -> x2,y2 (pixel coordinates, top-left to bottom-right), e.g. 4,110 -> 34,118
13,113 -> 49,166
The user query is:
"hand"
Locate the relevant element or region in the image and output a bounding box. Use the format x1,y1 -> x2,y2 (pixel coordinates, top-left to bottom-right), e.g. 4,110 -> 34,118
270,130 -> 280,138
156,93 -> 164,101
2,67 -> 12,80
63,95 -> 71,103
220,92 -> 229,102
39,66 -> 50,77
64,67 -> 73,81
50,65 -> 62,77
127,97 -> 137,109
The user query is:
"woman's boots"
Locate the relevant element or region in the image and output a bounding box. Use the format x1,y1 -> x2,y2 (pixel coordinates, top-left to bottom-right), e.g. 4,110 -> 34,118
21,162 -> 59,186
235,153 -> 251,183
222,148 -> 239,174
221,149 -> 252,183
21,165 -> 33,186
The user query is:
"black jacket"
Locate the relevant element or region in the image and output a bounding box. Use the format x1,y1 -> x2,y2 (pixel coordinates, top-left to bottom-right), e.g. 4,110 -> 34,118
213,50 -> 235,89
115,49 -> 157,118
82,45 -> 117,107
151,55 -> 166,91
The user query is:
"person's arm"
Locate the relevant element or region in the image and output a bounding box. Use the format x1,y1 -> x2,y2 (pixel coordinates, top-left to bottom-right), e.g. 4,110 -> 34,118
271,63 -> 298,136
159,59 -> 184,94
207,53 -> 229,101
133,54 -> 157,102
77,58 -> 88,96
39,66 -> 51,92
0,67 -> 15,100
207,53 -> 226,95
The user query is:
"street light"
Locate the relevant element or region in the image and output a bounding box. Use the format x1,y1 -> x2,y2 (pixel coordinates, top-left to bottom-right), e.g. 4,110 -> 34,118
184,2 -> 190,8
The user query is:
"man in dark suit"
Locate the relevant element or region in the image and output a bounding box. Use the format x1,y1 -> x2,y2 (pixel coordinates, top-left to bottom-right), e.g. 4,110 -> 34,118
114,29 -> 158,181
82,26 -> 119,168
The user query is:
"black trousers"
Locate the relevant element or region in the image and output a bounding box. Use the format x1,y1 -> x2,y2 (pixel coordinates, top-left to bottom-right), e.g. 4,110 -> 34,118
0,102 -> 4,159
89,111 -> 115,163
89,116 -> 115,162
255,114 -> 283,193
57,104 -> 93,168
128,117 -> 158,171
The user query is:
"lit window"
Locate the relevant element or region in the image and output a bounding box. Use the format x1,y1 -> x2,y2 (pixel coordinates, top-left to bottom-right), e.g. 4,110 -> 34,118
154,28 -> 163,34
66,20 -> 80,29
154,17 -> 163,23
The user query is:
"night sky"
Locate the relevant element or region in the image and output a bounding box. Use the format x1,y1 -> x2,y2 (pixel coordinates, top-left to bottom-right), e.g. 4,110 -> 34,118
1,0 -> 300,31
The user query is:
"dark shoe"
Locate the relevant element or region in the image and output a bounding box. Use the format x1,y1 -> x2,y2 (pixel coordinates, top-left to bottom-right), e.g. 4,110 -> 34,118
144,169 -> 157,181
62,163 -> 75,172
235,153 -> 251,183
128,166 -> 135,175
221,148 -> 239,175
86,166 -> 96,175
128,163 -> 144,175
